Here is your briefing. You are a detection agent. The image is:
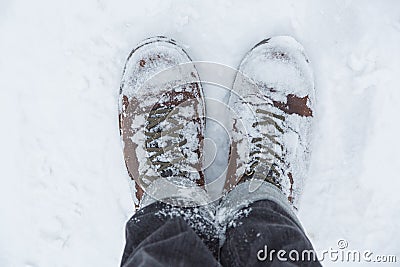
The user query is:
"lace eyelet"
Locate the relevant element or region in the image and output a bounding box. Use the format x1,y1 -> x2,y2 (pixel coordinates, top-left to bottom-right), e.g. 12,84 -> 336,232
245,169 -> 254,176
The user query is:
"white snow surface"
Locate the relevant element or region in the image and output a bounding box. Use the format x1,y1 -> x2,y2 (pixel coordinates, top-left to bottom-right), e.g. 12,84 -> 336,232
1,0 -> 400,266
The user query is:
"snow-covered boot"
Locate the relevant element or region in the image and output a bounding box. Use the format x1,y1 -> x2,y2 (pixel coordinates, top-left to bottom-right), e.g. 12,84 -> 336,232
119,37 -> 206,208
225,36 -> 315,209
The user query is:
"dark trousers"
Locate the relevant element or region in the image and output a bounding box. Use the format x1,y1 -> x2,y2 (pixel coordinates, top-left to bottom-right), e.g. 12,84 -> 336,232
121,199 -> 321,267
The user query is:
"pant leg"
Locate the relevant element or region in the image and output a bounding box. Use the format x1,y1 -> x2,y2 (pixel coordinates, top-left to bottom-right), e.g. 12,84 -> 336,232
121,201 -> 220,267
219,181 -> 321,267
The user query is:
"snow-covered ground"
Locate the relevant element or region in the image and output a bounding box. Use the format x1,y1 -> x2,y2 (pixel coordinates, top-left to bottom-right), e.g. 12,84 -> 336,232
1,0 -> 400,266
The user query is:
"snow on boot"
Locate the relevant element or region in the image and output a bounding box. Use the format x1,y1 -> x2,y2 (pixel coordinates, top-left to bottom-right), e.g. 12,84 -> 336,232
119,37 -> 206,208
225,36 -> 315,209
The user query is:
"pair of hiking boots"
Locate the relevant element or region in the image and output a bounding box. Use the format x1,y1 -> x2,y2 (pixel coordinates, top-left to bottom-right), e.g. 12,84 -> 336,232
119,36 -> 314,209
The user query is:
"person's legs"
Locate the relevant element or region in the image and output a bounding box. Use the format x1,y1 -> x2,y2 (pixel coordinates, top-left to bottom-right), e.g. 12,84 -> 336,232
118,37 -> 218,266
119,35 -> 320,266
220,36 -> 319,266
219,181 -> 321,266
121,200 -> 220,267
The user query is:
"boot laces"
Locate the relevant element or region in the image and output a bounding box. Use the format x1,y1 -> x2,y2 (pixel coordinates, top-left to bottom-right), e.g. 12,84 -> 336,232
144,105 -> 188,180
243,105 -> 287,187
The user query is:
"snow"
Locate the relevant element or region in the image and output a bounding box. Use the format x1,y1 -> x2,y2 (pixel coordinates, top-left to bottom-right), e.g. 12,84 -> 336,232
1,0 -> 400,266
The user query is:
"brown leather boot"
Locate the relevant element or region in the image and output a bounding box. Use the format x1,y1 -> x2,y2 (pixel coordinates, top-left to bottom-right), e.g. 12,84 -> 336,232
225,36 -> 315,209
119,37 -> 205,208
